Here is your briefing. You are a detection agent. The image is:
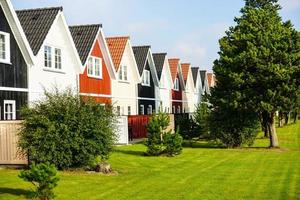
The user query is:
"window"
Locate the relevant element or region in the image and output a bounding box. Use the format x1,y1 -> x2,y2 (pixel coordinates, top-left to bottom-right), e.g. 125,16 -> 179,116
177,106 -> 181,114
44,45 -> 62,70
119,65 -> 128,81
128,106 -> 131,116
147,105 -> 152,115
116,106 -> 121,116
44,46 -> 52,68
142,70 -> 150,86
87,57 -> 102,79
140,105 -> 144,115
174,78 -> 179,91
0,31 -> 10,63
55,48 -> 62,69
4,100 -> 16,120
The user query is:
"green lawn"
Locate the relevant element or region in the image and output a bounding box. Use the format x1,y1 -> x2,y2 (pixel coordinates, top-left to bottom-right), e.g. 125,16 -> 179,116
1,123 -> 300,200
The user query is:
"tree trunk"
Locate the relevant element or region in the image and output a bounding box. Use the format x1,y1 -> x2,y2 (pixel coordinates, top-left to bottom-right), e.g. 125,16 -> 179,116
261,111 -> 269,138
278,111 -> 284,127
284,112 -> 290,125
268,112 -> 279,148
293,112 -> 298,123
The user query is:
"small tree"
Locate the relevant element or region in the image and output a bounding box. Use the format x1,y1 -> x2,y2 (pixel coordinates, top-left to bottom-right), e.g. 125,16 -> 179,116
145,112 -> 183,156
194,102 -> 210,138
19,88 -> 117,169
19,163 -> 59,200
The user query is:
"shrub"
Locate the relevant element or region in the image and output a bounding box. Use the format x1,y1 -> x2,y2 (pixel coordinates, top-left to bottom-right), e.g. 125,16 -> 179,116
19,163 -> 59,200
144,112 -> 169,156
145,112 -> 182,156
163,130 -> 183,156
194,102 -> 210,138
18,89 -> 117,169
209,107 -> 259,148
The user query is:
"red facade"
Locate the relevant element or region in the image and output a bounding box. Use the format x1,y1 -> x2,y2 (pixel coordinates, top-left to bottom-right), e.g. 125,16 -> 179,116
79,39 -> 111,104
171,74 -> 183,113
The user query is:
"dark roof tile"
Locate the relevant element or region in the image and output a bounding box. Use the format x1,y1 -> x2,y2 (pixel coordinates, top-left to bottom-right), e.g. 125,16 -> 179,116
132,46 -> 150,76
69,24 -> 101,65
152,53 -> 166,79
16,7 -> 62,55
191,67 -> 199,87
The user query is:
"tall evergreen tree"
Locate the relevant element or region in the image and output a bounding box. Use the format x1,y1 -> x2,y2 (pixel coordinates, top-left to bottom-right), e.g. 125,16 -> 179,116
211,0 -> 300,147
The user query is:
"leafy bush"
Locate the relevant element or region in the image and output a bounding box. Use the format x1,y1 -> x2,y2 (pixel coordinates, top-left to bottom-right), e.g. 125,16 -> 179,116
18,89 -> 117,169
163,130 -> 183,156
19,163 -> 59,200
209,107 -> 259,148
145,112 -> 182,156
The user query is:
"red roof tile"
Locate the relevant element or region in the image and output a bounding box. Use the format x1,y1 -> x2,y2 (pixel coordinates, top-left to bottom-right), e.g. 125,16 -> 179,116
106,36 -> 129,71
207,73 -> 216,88
181,63 -> 191,83
168,58 -> 180,82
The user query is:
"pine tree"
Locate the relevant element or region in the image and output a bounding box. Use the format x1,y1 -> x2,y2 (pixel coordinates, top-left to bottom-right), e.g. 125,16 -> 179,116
212,0 -> 300,147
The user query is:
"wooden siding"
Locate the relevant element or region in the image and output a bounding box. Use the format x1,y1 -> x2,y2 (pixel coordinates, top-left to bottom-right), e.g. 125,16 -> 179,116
172,74 -> 183,113
79,39 -> 111,104
128,115 -> 150,139
0,121 -> 27,165
137,62 -> 156,113
0,91 -> 27,120
0,6 -> 28,89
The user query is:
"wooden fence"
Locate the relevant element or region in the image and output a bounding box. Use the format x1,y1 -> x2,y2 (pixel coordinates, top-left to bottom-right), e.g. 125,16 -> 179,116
0,121 -> 27,165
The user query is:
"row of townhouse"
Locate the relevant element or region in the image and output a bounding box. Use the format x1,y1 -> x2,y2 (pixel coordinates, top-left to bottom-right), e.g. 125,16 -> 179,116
0,0 -> 215,120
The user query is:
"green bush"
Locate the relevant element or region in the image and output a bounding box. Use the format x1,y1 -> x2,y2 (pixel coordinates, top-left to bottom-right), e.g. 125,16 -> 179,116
145,112 -> 182,156
194,102 -> 210,138
18,89 -> 117,169
163,130 -> 183,156
209,107 -> 259,148
19,163 -> 59,200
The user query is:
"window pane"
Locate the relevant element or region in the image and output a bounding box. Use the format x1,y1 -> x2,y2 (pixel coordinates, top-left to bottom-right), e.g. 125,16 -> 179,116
123,66 -> 127,81
119,66 -> 123,80
0,34 -> 5,60
88,57 -> 93,75
95,58 -> 101,77
55,48 -> 62,69
44,46 -> 52,68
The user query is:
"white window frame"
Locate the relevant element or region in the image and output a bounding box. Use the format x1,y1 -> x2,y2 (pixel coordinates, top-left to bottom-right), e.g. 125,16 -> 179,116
44,45 -> 62,71
87,56 -> 102,79
147,105 -> 153,115
174,78 -> 179,91
140,105 -> 144,115
128,106 -> 131,116
0,31 -> 10,64
4,100 -> 16,120
119,65 -> 128,81
142,70 -> 150,86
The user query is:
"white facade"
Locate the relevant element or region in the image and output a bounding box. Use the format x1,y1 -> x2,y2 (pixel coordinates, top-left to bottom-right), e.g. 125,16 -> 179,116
157,57 -> 172,113
183,68 -> 196,113
193,69 -> 202,108
111,40 -> 140,115
28,11 -> 81,103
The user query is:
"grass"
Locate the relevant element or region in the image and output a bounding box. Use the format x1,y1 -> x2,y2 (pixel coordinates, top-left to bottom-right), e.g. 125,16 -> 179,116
1,123 -> 300,200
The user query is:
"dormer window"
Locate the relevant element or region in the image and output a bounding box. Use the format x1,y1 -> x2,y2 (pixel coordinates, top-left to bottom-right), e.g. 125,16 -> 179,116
142,70 -> 150,86
87,57 -> 102,79
0,31 -> 10,64
174,78 -> 179,91
44,45 -> 62,70
119,65 -> 128,81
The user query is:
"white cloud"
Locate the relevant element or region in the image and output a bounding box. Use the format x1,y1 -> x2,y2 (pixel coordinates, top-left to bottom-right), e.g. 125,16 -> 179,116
279,0 -> 300,11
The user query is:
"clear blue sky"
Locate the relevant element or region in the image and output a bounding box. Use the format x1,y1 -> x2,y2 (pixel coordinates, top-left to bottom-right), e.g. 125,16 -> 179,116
12,0 -> 300,71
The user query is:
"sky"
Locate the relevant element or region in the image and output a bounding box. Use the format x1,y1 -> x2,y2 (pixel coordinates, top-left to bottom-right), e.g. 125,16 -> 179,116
12,0 -> 300,71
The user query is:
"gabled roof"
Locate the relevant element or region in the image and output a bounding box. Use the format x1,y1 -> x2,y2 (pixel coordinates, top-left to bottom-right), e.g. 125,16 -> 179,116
152,53 -> 167,79
69,24 -> 101,65
181,63 -> 191,84
132,45 -> 151,76
106,36 -> 129,71
191,67 -> 199,87
200,70 -> 207,89
0,0 -> 34,65
168,58 -> 180,82
16,7 -> 62,55
207,73 -> 216,88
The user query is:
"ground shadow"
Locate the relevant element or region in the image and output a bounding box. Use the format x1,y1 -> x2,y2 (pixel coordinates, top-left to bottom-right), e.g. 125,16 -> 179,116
114,149 -> 145,156
182,140 -> 226,149
0,187 -> 34,198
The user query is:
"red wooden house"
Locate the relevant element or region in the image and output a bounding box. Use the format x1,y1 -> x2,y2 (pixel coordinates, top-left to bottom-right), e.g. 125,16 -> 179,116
168,58 -> 185,114
70,24 -> 115,104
